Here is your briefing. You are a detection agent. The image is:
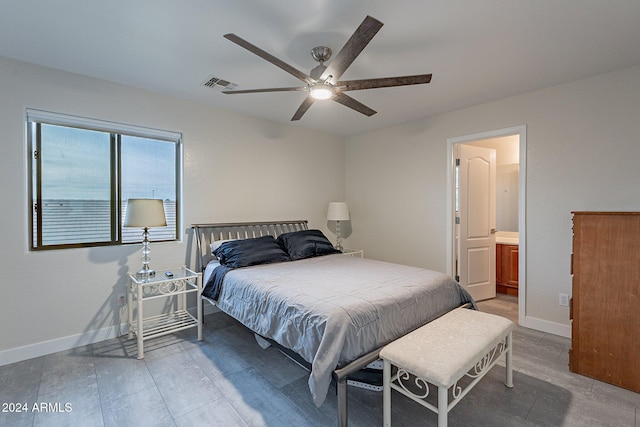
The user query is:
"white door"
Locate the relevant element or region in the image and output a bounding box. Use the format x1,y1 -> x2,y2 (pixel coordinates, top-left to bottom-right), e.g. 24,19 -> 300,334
458,145 -> 496,301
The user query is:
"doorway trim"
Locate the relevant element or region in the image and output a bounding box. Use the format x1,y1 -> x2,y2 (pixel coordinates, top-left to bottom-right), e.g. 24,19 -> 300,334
446,125 -> 527,326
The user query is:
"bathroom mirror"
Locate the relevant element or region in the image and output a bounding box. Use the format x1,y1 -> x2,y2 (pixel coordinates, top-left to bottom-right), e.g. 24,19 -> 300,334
496,163 -> 519,232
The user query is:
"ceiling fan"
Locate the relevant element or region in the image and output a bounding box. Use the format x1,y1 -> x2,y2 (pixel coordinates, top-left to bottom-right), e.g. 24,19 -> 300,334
222,15 -> 432,121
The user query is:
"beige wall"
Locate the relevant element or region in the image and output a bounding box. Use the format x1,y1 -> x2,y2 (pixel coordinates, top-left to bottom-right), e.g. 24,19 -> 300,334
0,57 -> 344,362
345,64 -> 640,336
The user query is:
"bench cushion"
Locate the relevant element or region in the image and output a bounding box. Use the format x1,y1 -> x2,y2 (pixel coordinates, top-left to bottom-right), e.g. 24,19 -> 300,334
379,308 -> 513,388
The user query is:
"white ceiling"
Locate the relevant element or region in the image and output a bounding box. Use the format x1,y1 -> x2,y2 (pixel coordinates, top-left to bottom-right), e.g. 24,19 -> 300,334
2,0 -> 640,137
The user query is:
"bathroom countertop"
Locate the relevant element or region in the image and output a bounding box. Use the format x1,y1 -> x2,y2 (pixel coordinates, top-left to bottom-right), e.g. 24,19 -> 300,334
495,231 -> 519,245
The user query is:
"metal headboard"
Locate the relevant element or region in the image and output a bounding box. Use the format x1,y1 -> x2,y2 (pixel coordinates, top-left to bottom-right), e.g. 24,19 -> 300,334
191,220 -> 309,272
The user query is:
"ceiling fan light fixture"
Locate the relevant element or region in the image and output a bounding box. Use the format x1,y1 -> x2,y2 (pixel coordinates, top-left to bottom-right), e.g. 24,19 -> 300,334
309,83 -> 334,100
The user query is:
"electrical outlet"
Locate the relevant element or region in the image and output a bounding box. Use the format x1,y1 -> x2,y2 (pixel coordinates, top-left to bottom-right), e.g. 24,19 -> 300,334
118,294 -> 126,306
559,293 -> 569,307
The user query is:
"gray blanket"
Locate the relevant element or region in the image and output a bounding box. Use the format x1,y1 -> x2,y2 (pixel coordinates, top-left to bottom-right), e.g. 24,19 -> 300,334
209,254 -> 473,406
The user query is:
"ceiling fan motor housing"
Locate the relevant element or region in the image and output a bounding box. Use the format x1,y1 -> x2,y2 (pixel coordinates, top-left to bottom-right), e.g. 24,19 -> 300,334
310,64 -> 328,81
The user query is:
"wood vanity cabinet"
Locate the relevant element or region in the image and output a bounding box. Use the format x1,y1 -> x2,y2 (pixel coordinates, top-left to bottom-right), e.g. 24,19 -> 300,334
570,211 -> 640,392
496,244 -> 518,296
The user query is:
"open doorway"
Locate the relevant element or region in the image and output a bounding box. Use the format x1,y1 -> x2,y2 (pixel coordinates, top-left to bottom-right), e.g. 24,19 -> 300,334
446,125 -> 526,325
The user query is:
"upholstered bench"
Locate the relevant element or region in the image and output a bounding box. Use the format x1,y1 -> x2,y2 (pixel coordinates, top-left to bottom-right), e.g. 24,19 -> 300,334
380,308 -> 514,427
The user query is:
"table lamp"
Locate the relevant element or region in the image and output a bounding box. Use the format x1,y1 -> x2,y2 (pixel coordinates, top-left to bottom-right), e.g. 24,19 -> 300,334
327,202 -> 350,251
124,198 -> 167,278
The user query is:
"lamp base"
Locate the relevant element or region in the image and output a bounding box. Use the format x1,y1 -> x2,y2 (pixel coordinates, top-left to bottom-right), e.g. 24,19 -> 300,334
135,227 -> 156,280
335,220 -> 343,252
135,268 -> 156,279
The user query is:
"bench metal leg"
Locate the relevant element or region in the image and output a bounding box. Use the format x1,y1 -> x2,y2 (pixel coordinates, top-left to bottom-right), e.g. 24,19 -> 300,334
337,377 -> 348,427
505,331 -> 513,388
383,360 -> 391,427
438,386 -> 448,427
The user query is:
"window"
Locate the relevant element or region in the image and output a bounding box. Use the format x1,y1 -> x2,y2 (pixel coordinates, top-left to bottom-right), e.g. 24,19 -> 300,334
27,110 -> 182,250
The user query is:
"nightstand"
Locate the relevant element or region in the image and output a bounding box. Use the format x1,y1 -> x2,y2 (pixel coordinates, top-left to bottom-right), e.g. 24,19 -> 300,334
341,248 -> 364,258
127,266 -> 202,359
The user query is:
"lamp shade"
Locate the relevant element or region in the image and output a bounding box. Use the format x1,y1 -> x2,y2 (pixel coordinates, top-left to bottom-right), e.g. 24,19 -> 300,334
327,202 -> 350,221
124,199 -> 167,228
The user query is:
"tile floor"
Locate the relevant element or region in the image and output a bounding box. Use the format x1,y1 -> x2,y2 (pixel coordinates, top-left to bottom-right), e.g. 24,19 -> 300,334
1,294 -> 638,426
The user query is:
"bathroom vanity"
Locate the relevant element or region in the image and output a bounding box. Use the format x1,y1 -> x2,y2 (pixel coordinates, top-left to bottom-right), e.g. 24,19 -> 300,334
495,232 -> 518,296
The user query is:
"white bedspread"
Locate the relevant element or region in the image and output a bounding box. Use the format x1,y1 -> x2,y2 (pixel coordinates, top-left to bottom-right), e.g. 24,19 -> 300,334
208,254 -> 473,406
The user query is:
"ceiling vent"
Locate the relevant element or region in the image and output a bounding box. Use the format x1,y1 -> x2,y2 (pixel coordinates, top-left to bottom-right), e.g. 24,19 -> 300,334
203,75 -> 237,90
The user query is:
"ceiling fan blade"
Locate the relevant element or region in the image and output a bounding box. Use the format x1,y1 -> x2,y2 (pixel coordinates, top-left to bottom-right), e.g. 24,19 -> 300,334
337,74 -> 432,91
332,92 -> 377,117
291,96 -> 315,121
321,16 -> 383,83
222,87 -> 306,94
224,33 -> 314,84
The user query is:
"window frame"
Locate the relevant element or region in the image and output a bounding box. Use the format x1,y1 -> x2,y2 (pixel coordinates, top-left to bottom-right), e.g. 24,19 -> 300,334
27,109 -> 183,251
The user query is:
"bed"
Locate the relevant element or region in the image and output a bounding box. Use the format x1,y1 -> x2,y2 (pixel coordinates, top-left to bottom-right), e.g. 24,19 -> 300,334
191,220 -> 474,426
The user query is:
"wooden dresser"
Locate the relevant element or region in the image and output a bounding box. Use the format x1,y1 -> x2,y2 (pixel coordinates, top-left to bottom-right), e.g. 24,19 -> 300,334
570,211 -> 640,392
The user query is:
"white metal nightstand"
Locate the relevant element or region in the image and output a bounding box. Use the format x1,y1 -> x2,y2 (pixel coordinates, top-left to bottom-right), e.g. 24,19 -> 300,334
341,248 -> 364,258
127,266 -> 202,359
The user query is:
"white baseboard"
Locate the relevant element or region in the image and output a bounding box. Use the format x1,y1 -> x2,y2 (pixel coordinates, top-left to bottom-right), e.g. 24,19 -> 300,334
0,322 -> 128,367
9,304 -> 555,366
0,304 -> 219,367
521,315 -> 571,338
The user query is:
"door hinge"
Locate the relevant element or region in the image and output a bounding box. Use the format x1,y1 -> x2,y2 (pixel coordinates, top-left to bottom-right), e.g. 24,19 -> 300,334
455,275 -> 460,282
33,150 -> 38,159
455,158 -> 460,166
455,216 -> 460,225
